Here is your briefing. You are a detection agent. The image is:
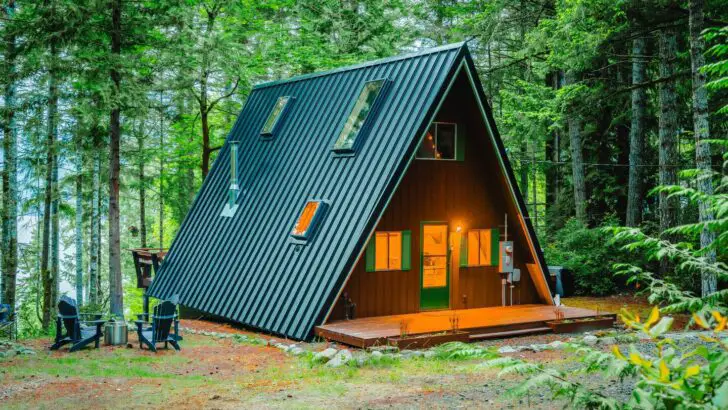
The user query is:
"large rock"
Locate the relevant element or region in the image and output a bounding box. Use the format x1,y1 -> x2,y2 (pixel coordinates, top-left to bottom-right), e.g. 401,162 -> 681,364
326,349 -> 353,367
600,337 -> 616,345
313,347 -> 338,362
290,347 -> 305,356
548,340 -> 565,349
498,346 -> 519,354
367,345 -> 398,353
583,335 -> 599,346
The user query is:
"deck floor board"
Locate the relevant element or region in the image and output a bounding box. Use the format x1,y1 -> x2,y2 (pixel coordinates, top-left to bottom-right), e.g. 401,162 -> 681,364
315,304 -> 610,347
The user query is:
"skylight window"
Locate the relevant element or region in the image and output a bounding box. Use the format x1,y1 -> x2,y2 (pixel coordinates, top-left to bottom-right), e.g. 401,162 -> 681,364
260,96 -> 292,136
332,79 -> 387,153
291,200 -> 328,241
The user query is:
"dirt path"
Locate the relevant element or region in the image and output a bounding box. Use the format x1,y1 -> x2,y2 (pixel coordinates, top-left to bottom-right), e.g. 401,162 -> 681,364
1,296 -> 661,409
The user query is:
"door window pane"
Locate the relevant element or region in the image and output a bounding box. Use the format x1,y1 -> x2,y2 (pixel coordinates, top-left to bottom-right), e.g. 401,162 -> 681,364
422,225 -> 447,288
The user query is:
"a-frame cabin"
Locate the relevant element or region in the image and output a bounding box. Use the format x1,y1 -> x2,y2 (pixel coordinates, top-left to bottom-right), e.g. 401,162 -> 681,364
148,43 -> 605,345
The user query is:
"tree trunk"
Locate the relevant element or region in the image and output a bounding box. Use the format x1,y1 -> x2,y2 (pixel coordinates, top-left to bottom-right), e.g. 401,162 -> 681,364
545,72 -> 562,211
75,132 -> 84,305
138,128 -> 147,248
200,99 -> 211,178
566,71 -> 587,223
50,121 -> 60,309
658,28 -> 679,276
626,37 -> 647,227
688,0 -> 716,297
41,41 -> 59,329
159,92 -> 166,248
108,0 -> 123,317
1,0 -> 18,308
89,136 -> 100,306
520,143 -> 529,205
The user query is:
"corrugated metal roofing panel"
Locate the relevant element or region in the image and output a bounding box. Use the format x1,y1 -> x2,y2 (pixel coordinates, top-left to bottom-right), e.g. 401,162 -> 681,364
148,43 -> 466,340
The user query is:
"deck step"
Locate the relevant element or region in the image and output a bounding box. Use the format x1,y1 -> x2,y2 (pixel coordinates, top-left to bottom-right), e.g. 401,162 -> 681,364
468,326 -> 552,340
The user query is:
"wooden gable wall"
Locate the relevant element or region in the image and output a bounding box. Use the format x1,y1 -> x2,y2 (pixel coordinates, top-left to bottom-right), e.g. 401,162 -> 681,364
330,71 -> 543,320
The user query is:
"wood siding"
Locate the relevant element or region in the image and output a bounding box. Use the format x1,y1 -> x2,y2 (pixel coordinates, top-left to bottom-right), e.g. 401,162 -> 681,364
330,71 -> 543,320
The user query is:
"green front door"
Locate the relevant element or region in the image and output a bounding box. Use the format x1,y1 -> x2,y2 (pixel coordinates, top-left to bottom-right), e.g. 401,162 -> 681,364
420,223 -> 450,310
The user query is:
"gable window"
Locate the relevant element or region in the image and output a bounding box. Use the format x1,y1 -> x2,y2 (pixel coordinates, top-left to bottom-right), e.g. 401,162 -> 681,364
417,122 -> 463,161
459,229 -> 499,267
261,96 -> 292,136
291,200 -> 327,241
365,230 -> 411,271
332,79 -> 387,153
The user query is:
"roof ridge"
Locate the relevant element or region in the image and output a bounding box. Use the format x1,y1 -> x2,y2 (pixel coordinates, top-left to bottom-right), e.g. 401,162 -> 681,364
253,42 -> 467,90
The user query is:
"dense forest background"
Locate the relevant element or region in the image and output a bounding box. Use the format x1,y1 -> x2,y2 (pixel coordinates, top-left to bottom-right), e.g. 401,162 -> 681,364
0,0 -> 725,335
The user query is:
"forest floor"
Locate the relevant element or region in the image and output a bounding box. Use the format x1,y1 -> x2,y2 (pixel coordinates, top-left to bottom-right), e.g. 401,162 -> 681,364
0,295 -> 695,409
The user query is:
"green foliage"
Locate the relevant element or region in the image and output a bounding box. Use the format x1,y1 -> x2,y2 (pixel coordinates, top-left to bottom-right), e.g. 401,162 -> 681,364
544,218 -> 627,296
431,341 -> 498,360
485,308 -> 728,409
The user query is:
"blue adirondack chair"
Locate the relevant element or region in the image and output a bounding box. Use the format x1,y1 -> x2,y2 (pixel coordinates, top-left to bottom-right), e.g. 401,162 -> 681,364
135,299 -> 181,352
0,303 -> 15,340
50,296 -> 105,352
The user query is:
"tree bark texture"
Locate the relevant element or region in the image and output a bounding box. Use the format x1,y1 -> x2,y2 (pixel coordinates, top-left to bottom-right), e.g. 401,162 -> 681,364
138,129 -> 147,248
688,0 -> 716,297
626,37 -> 647,227
41,41 -> 59,329
566,71 -> 587,223
75,133 -> 84,306
108,0 -> 123,317
658,28 -> 679,278
1,0 -> 18,308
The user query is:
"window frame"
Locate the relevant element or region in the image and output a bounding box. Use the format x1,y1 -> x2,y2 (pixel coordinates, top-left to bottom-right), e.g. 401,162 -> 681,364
373,231 -> 403,272
260,96 -> 294,137
464,229 -> 494,267
331,78 -> 390,155
290,200 -> 329,242
416,122 -> 458,161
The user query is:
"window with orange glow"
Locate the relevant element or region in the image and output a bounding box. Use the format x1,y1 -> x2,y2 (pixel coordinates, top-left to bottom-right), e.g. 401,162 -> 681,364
374,232 -> 402,271
467,229 -> 492,266
291,201 -> 322,239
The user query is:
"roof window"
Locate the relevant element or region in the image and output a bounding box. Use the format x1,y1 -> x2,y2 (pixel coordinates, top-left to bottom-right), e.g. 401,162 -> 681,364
291,200 -> 328,241
332,79 -> 387,153
261,96 -> 293,136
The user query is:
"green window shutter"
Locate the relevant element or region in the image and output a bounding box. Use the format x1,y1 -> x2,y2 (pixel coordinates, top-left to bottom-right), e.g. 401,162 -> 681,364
459,232 -> 468,267
365,237 -> 376,272
401,230 -> 411,270
491,229 -> 500,266
455,128 -> 465,161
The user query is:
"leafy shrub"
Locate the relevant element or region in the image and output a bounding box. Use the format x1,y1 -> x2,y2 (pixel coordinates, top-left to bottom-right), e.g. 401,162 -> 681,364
544,217 -> 627,296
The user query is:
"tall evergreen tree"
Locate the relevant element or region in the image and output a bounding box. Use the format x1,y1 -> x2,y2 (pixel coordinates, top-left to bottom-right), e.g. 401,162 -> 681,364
688,0 -> 716,297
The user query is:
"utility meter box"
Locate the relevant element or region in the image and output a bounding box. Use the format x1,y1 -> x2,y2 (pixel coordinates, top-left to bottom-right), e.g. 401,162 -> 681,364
499,241 -> 514,273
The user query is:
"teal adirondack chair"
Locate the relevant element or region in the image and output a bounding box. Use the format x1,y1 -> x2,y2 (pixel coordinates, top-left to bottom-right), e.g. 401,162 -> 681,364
50,296 -> 105,352
0,303 -> 16,340
135,299 -> 181,352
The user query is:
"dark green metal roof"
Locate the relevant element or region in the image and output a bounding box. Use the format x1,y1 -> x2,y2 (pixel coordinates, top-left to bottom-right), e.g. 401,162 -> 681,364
148,43 -> 549,340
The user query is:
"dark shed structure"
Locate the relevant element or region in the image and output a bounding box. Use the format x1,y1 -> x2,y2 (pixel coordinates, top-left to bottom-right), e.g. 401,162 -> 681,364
148,43 -> 555,341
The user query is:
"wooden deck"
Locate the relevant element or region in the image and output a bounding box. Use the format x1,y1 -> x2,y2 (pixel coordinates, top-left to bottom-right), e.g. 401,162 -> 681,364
315,304 -> 613,348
